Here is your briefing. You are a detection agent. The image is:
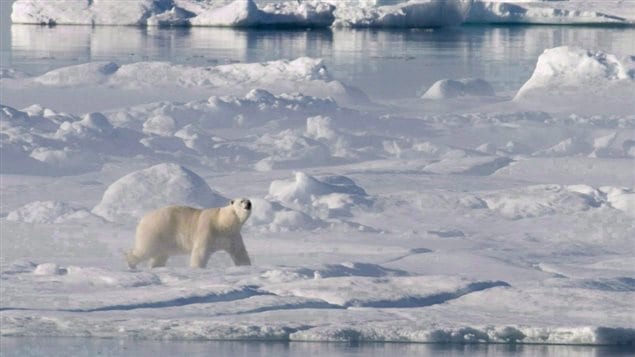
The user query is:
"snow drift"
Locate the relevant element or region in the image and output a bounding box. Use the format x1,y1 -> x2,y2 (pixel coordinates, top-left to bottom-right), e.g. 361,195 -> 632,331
92,163 -> 227,222
331,0 -> 472,28
6,201 -> 93,224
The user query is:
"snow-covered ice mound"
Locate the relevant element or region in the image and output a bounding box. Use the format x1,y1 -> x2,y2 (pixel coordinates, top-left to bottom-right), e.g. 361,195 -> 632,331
515,46 -> 635,101
331,0 -> 472,28
267,172 -> 371,219
11,0 -> 336,27
1,105 -> 143,175
6,201 -> 94,224
467,1 -> 634,25
421,78 -> 495,99
92,163 -> 226,222
26,58 -> 367,104
247,198 -> 324,232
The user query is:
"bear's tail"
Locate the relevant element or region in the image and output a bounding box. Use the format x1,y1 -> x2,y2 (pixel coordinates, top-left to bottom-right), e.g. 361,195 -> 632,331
125,250 -> 141,269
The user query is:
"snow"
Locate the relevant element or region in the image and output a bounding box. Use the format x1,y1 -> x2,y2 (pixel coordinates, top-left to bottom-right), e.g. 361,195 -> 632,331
422,78 -> 496,100
11,0 -> 635,27
91,163 -> 227,223
1,43 -> 634,346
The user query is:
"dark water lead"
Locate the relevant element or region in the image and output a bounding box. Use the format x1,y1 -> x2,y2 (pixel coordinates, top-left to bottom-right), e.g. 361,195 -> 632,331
1,337 -> 634,357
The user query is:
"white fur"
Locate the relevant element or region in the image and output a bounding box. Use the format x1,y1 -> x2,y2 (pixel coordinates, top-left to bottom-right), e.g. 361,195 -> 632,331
126,198 -> 252,269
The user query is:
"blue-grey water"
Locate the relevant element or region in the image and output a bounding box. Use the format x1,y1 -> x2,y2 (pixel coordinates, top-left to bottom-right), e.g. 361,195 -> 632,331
1,337 -> 634,357
1,22 -> 634,101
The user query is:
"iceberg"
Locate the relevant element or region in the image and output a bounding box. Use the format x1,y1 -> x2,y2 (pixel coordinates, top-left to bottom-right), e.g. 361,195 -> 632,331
331,0 -> 472,28
11,0 -> 635,27
190,0 -> 335,27
11,0 -> 336,28
467,1 -> 633,25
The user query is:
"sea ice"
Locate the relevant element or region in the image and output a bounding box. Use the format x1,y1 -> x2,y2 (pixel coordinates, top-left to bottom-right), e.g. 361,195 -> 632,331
1,46 -> 634,345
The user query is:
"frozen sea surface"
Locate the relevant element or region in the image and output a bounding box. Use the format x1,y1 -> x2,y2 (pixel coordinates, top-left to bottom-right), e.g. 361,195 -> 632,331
1,1 -> 634,349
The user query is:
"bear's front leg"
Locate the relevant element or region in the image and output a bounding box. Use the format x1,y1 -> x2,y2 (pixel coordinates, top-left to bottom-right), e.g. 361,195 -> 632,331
190,239 -> 211,268
228,234 -> 251,266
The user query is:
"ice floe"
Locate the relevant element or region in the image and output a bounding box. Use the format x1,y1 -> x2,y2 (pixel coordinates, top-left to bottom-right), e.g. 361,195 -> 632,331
1,46 -> 634,345
20,57 -> 367,105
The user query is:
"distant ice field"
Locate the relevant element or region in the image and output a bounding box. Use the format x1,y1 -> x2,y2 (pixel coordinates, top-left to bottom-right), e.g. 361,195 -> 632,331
2,23 -> 634,106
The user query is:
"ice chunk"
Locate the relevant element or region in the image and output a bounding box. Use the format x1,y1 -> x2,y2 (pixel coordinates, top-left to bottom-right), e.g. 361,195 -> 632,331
515,46 -> 635,101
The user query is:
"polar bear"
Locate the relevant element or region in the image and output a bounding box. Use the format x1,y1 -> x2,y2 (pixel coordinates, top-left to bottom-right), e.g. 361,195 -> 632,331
126,198 -> 252,269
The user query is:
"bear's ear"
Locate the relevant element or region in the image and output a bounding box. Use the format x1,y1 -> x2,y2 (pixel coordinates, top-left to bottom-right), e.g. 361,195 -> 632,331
230,200 -> 234,205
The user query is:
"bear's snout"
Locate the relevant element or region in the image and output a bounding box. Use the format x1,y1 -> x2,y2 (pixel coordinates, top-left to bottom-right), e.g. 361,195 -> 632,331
244,200 -> 252,210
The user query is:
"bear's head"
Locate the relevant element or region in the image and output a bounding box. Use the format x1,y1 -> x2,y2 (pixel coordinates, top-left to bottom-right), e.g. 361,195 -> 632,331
230,198 -> 252,224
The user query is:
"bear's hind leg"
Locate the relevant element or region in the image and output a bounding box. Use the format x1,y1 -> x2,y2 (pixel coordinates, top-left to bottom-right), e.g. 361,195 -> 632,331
149,255 -> 169,268
126,250 -> 146,269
